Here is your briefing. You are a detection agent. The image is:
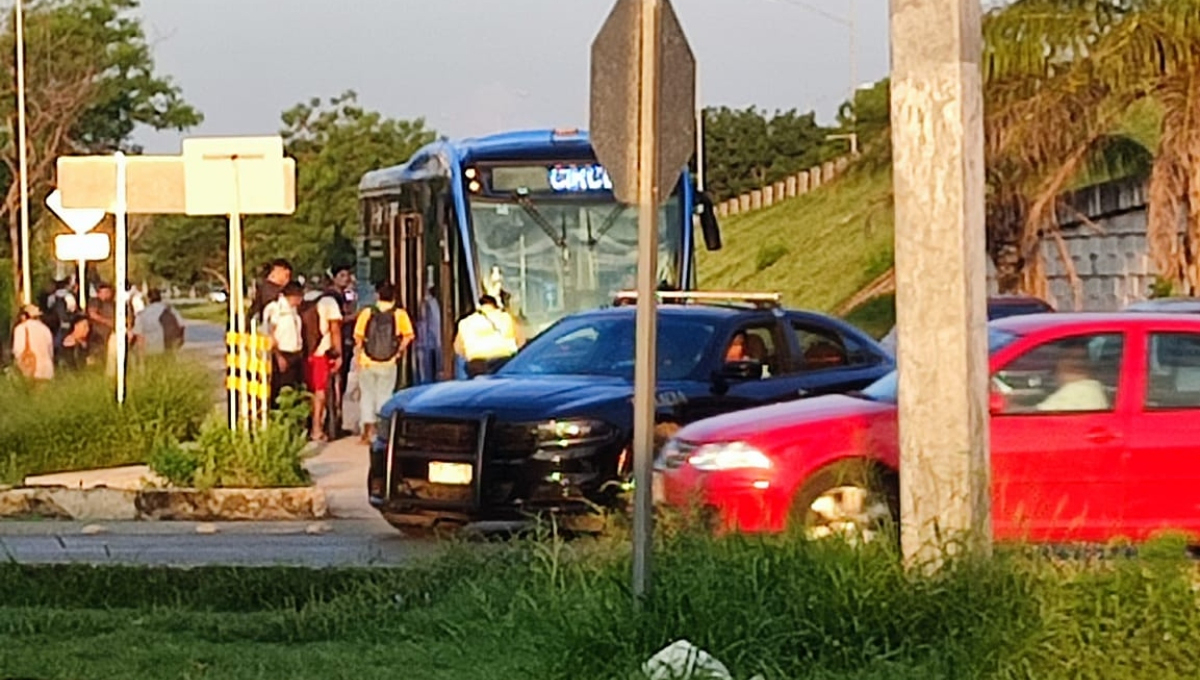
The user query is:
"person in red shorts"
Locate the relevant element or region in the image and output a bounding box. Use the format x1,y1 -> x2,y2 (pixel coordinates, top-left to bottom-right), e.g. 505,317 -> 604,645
300,286 -> 344,441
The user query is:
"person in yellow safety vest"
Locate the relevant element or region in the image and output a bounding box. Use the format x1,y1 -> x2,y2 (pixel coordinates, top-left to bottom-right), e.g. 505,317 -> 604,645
454,295 -> 519,378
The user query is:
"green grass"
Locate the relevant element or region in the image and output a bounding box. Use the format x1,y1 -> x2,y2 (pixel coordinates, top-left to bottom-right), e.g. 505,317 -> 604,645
844,293 -> 896,340
0,357 -> 214,484
699,168 -> 895,315
1,531 -> 1198,679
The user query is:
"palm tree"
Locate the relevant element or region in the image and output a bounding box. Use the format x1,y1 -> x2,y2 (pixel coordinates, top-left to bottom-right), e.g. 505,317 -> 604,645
1088,0 -> 1200,294
980,0 -> 1140,298
985,0 -> 1200,297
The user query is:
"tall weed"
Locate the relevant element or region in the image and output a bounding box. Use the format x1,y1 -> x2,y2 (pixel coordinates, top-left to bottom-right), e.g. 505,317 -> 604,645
149,387 -> 311,489
0,355 -> 212,484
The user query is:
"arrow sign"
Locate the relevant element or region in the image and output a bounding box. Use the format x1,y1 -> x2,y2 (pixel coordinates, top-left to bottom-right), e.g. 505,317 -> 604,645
45,189 -> 105,234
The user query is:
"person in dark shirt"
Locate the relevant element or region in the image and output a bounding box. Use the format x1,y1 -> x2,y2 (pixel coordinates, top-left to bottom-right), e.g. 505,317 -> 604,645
87,283 -> 116,361
248,259 -> 294,324
57,314 -> 92,372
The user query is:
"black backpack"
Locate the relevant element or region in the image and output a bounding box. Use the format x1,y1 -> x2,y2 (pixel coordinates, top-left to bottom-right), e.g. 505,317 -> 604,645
160,306 -> 185,350
362,308 -> 400,362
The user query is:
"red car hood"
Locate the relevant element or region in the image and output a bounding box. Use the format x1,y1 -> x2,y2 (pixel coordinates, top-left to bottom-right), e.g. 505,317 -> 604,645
676,394 -> 895,445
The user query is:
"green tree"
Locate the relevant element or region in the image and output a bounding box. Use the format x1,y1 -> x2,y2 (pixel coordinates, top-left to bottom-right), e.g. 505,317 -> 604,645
701,105 -> 834,201
0,0 -> 201,303
243,92 -> 435,277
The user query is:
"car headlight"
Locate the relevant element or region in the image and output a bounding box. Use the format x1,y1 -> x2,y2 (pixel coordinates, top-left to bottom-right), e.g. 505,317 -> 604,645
687,441 -> 772,471
535,418 -> 616,447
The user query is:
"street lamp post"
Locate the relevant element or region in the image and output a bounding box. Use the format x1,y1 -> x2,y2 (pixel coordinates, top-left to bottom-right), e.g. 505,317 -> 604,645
14,0 -> 31,305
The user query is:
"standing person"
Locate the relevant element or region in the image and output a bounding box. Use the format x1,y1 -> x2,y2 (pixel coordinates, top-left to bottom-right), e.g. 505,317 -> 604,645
263,281 -> 306,406
44,279 -> 77,347
453,295 -> 519,378
299,279 -> 344,441
11,305 -> 54,382
87,283 -> 116,362
56,315 -> 92,372
415,282 -> 442,384
249,259 -> 293,324
353,282 -> 415,443
132,289 -> 186,357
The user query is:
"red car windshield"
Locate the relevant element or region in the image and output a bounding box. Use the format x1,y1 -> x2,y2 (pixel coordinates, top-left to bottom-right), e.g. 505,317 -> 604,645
860,328 -> 1022,403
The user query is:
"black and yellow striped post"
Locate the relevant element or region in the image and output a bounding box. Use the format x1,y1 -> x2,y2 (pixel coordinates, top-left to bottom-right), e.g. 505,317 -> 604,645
225,329 -> 272,431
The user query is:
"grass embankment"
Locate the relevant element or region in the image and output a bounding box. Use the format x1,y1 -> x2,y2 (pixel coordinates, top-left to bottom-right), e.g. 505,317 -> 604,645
1,533 -> 1198,679
0,358 -> 213,484
699,169 -> 896,337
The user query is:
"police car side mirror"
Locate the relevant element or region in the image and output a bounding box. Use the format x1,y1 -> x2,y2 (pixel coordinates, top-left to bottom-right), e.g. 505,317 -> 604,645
712,360 -> 763,393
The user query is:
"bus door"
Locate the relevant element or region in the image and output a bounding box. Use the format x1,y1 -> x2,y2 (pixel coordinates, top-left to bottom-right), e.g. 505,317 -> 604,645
392,212 -> 424,386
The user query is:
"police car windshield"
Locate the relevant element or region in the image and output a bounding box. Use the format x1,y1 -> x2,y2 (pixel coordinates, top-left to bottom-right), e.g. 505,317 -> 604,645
497,314 -> 716,380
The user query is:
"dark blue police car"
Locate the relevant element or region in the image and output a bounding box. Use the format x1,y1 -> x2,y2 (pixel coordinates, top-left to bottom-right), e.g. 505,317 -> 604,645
368,294 -> 893,533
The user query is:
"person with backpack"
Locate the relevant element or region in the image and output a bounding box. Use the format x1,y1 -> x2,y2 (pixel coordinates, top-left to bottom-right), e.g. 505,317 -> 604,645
352,281 -> 415,444
300,282 -> 344,442
132,288 -> 185,357
11,305 -> 54,382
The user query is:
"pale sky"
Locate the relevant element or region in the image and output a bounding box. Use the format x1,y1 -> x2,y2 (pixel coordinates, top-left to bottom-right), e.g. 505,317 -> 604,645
132,0 -> 890,153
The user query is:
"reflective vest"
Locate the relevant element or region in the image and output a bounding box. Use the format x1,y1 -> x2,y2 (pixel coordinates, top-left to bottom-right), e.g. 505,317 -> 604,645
457,309 -> 518,360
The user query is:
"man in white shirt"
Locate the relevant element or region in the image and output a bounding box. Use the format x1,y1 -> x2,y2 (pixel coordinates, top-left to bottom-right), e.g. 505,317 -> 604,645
132,289 -> 185,356
263,281 -> 306,407
1037,344 -> 1109,412
12,305 -> 55,381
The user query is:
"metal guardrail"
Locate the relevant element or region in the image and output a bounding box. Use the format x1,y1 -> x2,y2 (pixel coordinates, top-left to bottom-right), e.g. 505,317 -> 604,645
613,290 -> 782,310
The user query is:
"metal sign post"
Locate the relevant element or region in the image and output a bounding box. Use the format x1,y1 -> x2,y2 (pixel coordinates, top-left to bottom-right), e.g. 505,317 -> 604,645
590,0 -> 696,602
114,152 -> 129,405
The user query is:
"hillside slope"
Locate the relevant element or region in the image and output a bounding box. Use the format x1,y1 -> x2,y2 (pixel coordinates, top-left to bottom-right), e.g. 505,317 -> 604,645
698,168 -> 895,334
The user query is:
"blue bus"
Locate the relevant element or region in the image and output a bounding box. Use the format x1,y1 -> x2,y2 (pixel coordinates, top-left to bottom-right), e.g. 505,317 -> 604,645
357,128 -> 721,381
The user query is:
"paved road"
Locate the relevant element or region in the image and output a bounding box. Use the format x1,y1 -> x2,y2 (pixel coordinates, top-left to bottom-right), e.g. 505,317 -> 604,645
0,520 -> 441,567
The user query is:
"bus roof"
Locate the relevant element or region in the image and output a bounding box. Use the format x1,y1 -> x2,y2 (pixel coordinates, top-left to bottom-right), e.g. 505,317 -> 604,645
359,128 -> 598,197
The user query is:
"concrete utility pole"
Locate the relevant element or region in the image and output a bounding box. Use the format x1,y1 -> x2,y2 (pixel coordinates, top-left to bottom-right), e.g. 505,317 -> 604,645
889,0 -> 991,567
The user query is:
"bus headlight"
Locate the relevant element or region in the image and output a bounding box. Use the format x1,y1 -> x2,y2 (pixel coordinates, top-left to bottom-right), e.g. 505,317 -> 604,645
687,442 -> 772,471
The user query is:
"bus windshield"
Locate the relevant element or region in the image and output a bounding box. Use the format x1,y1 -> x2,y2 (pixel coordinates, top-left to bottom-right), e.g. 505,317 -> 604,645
470,193 -> 683,334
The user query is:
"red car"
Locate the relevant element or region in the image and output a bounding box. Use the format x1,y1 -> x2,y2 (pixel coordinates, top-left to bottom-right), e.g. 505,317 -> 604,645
658,313 -> 1200,544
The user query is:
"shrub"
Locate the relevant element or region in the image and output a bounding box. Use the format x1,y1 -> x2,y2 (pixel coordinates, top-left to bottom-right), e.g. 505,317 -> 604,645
148,387 -> 311,489
0,355 -> 213,484
754,243 -> 789,272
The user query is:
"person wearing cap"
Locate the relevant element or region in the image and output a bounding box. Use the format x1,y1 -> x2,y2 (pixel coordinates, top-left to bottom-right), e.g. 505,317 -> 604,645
11,305 -> 55,381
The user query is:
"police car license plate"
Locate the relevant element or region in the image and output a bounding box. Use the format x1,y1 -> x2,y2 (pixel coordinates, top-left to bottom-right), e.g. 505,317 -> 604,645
428,462 -> 473,486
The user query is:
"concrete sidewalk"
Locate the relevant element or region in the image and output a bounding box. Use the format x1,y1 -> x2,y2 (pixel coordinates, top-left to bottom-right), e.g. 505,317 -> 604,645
302,437 -> 387,524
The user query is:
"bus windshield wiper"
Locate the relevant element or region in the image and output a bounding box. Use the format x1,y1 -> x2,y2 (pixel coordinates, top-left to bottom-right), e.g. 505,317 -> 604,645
585,204 -> 627,248
512,192 -> 566,249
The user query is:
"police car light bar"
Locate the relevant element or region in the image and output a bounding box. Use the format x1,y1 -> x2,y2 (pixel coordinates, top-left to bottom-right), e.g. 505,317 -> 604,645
613,290 -> 782,310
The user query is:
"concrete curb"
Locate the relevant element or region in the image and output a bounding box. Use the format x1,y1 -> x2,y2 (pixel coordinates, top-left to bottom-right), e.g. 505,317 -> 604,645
0,486 -> 327,521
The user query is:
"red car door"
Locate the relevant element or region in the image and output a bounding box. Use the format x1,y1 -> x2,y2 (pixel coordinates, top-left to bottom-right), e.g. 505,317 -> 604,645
1122,325 -> 1200,541
989,330 -> 1130,543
